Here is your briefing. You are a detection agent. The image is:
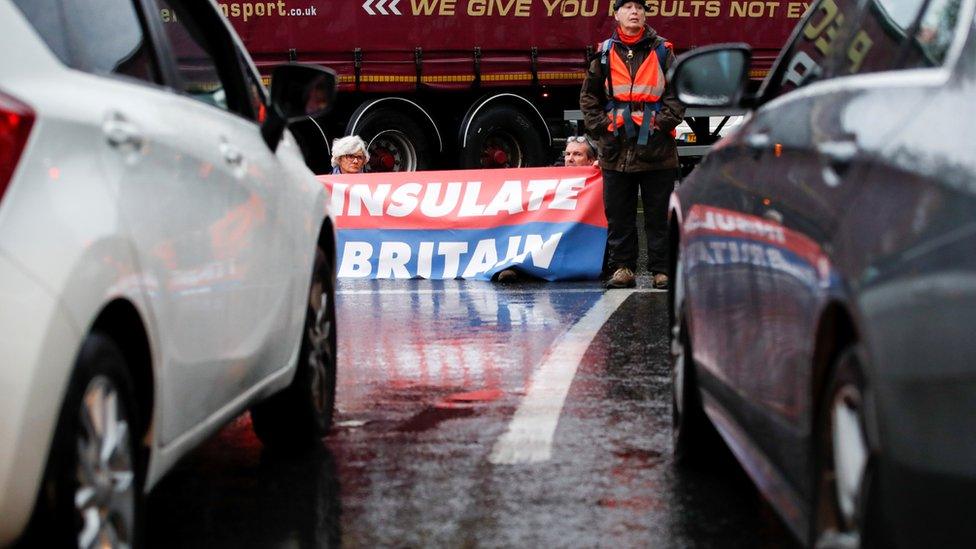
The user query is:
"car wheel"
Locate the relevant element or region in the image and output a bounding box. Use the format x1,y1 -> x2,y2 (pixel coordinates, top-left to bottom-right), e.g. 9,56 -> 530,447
813,347 -> 881,548
29,333 -> 142,548
459,104 -> 547,169
251,245 -> 337,450
670,258 -> 719,464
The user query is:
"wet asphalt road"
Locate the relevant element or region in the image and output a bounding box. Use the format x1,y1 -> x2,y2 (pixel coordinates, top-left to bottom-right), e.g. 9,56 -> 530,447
146,276 -> 798,548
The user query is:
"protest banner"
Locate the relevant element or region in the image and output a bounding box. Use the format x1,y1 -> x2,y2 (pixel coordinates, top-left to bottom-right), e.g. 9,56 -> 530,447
317,166 -> 607,280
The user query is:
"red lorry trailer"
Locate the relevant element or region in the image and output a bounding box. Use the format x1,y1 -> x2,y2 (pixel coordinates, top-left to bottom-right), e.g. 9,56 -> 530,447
217,0 -> 805,172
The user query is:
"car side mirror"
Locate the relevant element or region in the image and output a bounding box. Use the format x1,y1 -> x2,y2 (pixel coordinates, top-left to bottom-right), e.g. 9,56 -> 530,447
262,63 -> 338,151
668,44 -> 752,108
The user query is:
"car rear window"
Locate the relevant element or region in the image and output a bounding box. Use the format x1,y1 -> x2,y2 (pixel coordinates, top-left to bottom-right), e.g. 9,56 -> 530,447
907,0 -> 963,67
835,0 -> 966,75
13,0 -> 158,83
768,0 -> 967,99
12,0 -> 72,65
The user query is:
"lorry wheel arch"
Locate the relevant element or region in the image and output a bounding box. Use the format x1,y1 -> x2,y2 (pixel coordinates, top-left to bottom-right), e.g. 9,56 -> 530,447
346,98 -> 442,172
459,94 -> 553,169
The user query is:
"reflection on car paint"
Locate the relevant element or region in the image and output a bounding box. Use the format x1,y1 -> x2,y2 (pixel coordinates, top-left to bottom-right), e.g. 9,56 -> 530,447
682,205 -> 834,289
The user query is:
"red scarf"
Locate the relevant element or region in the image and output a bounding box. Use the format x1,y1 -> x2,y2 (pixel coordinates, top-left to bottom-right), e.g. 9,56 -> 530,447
617,26 -> 645,45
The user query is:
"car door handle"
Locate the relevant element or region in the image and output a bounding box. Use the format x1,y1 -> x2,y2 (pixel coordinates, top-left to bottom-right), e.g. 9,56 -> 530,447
763,208 -> 784,224
817,139 -> 857,167
103,112 -> 144,150
745,132 -> 770,158
220,141 -> 245,168
745,132 -> 770,150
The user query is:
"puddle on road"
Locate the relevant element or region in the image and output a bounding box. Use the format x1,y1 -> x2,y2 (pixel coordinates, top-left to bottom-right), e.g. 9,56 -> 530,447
396,405 -> 476,432
442,388 -> 503,404
596,496 -> 663,511
395,388 -> 504,432
613,447 -> 664,466
335,419 -> 370,429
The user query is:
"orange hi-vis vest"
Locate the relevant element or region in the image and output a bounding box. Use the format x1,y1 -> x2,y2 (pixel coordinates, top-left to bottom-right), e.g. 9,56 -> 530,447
601,38 -> 669,145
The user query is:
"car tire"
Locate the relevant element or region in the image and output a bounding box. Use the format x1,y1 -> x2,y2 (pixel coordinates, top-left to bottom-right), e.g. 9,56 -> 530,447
27,333 -> 142,548
459,104 -> 547,169
813,347 -> 883,548
251,245 -> 337,451
670,258 -> 721,465
357,108 -> 434,172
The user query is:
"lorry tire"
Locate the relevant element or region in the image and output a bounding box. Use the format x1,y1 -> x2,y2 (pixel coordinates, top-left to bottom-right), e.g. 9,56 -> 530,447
289,116 -> 333,175
460,104 -> 547,169
250,245 -> 337,451
356,109 -> 433,172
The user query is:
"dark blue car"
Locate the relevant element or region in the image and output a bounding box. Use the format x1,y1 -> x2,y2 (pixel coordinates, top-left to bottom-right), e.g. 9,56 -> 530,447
666,0 -> 976,546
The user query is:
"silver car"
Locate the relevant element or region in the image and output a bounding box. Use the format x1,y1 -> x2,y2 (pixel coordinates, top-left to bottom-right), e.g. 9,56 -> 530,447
0,0 -> 339,545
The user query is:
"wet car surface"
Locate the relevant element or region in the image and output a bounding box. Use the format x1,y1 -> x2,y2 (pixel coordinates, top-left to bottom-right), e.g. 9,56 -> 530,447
147,278 -> 797,547
665,0 -> 976,544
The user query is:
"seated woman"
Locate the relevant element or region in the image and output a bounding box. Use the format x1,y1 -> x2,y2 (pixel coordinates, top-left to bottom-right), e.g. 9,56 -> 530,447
331,135 -> 370,174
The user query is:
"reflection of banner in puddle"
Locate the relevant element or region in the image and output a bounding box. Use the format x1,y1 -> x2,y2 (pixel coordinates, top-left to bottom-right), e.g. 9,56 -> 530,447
336,289 -> 607,414
318,166 -> 607,280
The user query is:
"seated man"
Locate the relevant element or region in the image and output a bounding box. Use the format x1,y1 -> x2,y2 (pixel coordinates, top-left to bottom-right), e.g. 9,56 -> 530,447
563,135 -> 599,167
495,136 -> 599,283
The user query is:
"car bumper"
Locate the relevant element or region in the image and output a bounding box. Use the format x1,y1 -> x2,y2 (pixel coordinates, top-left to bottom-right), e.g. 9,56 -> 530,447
882,459 -> 976,546
878,374 -> 976,546
0,252 -> 79,545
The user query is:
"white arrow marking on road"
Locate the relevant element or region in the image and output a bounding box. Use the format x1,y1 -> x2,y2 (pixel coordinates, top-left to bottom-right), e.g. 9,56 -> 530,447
362,0 -> 375,15
488,289 -> 635,464
376,0 -> 388,15
389,0 -> 402,14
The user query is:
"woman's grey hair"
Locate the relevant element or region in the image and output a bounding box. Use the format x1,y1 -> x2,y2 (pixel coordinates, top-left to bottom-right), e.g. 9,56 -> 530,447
331,135 -> 370,168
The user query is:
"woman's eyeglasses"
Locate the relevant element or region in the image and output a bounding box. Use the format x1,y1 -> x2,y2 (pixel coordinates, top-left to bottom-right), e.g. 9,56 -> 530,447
342,154 -> 367,162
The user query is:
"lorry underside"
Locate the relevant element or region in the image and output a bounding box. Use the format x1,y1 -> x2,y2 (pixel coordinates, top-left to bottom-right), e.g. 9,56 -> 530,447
288,82 -> 582,173
219,0 -> 801,172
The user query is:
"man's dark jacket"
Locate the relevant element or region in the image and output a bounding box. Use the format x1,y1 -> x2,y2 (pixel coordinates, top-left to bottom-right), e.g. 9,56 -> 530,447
580,25 -> 685,172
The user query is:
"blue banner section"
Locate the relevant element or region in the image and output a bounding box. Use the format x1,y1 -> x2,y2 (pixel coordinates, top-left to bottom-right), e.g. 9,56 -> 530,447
336,221 -> 607,281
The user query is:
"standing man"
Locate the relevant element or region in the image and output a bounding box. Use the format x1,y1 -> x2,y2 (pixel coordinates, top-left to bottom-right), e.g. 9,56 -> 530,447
580,0 -> 684,289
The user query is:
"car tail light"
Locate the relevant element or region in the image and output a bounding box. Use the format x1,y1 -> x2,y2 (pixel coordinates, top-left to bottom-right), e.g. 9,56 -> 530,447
0,90 -> 35,202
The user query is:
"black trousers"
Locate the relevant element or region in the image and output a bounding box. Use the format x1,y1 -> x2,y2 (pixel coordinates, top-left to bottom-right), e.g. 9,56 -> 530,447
602,168 -> 674,274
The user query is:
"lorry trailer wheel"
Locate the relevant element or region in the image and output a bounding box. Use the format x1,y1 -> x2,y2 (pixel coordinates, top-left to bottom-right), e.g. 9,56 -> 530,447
460,104 -> 547,169
356,109 -> 433,172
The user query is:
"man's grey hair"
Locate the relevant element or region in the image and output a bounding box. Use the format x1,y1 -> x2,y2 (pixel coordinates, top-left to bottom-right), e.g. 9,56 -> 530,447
331,135 -> 370,168
566,135 -> 598,159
